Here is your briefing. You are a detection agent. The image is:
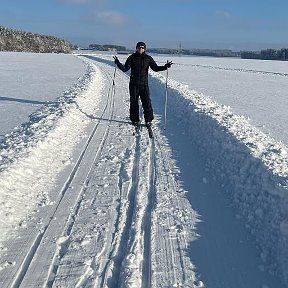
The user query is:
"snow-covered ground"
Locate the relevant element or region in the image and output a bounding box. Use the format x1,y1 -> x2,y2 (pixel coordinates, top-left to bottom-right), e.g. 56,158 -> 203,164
0,51 -> 86,139
0,51 -> 288,288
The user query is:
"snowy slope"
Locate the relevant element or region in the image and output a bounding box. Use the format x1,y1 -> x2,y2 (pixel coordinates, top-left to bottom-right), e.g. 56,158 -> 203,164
0,52 -> 287,288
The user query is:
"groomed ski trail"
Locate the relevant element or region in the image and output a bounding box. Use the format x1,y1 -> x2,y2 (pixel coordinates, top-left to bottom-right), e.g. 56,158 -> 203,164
0,56 -> 199,287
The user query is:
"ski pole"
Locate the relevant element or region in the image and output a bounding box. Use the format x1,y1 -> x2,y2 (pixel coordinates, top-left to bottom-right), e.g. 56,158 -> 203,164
164,60 -> 169,130
111,64 -> 117,97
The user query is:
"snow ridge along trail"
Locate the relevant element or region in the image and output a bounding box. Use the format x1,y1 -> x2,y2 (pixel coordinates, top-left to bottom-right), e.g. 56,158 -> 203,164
0,56 -> 199,287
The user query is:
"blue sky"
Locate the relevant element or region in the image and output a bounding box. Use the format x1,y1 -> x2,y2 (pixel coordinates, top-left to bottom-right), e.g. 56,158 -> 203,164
1,0 -> 288,50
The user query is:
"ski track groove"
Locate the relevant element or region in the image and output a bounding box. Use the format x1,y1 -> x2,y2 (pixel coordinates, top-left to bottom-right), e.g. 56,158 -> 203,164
141,137 -> 156,288
119,134 -> 150,288
98,147 -> 133,287
108,134 -> 141,287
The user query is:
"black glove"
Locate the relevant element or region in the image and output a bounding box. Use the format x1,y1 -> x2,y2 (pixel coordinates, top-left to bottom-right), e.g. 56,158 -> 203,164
113,55 -> 120,64
165,60 -> 173,68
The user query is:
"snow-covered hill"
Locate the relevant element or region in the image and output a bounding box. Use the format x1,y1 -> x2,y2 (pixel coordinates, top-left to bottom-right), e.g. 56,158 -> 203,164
0,26 -> 73,53
0,52 -> 287,287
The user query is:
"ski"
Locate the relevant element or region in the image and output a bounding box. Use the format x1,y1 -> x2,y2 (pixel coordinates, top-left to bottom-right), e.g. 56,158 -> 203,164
131,122 -> 153,138
146,123 -> 154,139
132,125 -> 140,136
132,122 -> 140,136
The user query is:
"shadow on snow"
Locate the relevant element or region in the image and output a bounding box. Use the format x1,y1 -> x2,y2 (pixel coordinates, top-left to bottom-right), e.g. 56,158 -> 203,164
0,96 -> 52,105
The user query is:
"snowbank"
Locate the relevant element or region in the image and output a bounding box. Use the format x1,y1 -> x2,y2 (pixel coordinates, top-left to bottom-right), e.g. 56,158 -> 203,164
150,71 -> 288,285
0,59 -> 103,248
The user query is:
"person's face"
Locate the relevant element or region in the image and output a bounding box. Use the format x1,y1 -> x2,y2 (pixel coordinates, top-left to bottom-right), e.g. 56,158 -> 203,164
137,46 -> 145,54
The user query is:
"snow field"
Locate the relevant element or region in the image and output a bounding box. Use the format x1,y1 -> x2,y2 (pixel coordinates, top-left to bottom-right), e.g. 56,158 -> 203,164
0,52 -> 87,139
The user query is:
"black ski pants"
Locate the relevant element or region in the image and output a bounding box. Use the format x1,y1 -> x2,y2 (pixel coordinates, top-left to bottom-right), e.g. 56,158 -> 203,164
129,83 -> 154,123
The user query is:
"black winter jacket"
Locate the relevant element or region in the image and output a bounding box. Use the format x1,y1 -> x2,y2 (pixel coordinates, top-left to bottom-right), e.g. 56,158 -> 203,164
116,52 -> 167,85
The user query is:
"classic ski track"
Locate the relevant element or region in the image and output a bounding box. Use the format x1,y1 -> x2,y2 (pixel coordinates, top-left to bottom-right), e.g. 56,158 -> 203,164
142,137 -> 156,288
3,56 -> 195,288
98,140 -> 137,288
107,133 -> 143,287
44,64 -> 117,287
87,62 -> 155,287
99,132 -> 154,288
119,134 -> 152,288
50,60 -> 138,287
153,131 -> 178,286
8,60 -> 116,288
91,60 -> 192,288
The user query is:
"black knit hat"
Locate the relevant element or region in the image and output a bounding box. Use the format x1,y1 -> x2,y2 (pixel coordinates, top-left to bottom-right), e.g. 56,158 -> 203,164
136,41 -> 146,49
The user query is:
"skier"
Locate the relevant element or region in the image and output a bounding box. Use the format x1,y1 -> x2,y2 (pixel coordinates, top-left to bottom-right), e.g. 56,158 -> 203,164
113,41 -> 172,129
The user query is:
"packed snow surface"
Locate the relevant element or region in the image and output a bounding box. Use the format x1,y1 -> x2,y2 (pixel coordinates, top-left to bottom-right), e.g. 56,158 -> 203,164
0,51 -> 288,288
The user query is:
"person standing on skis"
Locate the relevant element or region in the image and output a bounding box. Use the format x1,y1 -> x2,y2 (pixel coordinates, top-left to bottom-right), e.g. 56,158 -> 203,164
113,41 -> 172,127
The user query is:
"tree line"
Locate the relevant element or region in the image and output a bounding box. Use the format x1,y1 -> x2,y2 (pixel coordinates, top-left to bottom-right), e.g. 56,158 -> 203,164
86,42 -> 288,61
88,44 -> 126,51
241,48 -> 288,60
87,44 -> 241,58
0,26 -> 74,53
